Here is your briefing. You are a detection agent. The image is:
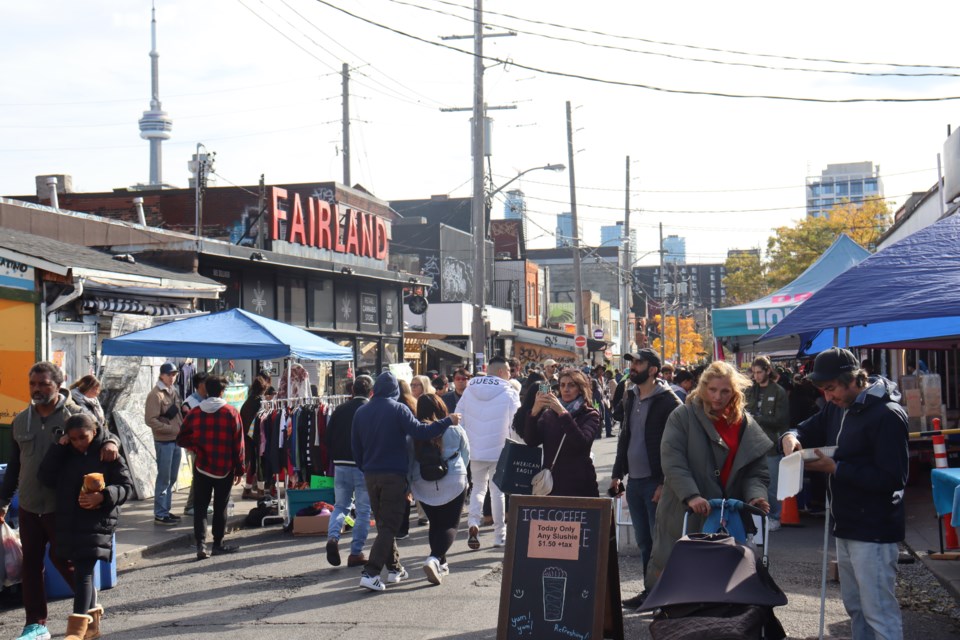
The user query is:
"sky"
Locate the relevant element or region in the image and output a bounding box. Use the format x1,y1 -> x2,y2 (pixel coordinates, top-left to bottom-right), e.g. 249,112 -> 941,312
2,0 -> 958,266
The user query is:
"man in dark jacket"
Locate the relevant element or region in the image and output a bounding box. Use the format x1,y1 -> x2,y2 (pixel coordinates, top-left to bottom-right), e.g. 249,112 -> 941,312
441,368 -> 470,412
351,372 -> 459,592
782,348 -> 908,640
745,356 -> 789,531
610,349 -> 681,608
324,375 -> 374,568
0,362 -> 120,640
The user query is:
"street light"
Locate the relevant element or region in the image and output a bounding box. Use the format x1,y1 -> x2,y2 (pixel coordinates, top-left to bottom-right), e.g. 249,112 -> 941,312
470,163 -> 566,371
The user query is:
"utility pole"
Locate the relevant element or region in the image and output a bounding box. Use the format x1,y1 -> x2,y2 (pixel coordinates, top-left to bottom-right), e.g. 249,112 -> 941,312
566,101 -> 586,363
658,222 -> 665,364
342,63 -> 351,186
470,0 -> 486,372
674,263 -> 682,365
257,174 -> 266,250
621,155 -> 631,360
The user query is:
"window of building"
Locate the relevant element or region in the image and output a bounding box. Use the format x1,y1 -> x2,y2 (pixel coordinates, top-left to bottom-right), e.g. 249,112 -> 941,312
276,277 -> 306,327
383,340 -> 401,365
359,339 -> 379,373
851,181 -> 863,196
308,279 -> 335,329
335,284 -> 358,331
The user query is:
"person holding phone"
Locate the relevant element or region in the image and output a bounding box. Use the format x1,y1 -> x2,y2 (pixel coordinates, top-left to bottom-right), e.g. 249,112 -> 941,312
523,370 -> 601,498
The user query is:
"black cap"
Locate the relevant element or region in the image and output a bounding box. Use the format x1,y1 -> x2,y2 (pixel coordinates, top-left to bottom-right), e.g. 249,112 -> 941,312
159,362 -> 177,375
807,347 -> 859,383
624,348 -> 661,370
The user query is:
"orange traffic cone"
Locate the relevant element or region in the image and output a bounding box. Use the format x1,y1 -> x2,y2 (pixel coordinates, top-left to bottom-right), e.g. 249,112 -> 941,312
780,495 -> 802,527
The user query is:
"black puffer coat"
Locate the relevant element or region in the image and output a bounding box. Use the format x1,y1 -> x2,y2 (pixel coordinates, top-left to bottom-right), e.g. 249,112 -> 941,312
39,429 -> 132,561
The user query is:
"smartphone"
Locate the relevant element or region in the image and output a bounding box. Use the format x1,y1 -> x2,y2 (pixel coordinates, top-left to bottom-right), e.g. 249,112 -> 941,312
607,484 -> 625,498
538,383 -> 551,394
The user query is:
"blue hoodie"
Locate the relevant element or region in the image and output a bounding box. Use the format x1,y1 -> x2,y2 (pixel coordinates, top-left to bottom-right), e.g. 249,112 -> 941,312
351,372 -> 453,475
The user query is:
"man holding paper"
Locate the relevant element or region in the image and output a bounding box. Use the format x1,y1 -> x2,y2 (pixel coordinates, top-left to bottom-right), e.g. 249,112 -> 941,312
781,347 -> 908,640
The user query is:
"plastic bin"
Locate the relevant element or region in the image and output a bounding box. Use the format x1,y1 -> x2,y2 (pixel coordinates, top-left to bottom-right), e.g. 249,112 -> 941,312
44,534 -> 117,599
286,488 -> 335,519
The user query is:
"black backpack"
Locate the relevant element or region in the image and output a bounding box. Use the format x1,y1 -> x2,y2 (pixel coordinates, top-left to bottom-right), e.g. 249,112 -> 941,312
416,440 -> 457,482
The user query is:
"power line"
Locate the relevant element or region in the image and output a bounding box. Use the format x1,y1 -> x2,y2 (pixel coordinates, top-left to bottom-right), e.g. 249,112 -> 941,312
388,0 -> 960,78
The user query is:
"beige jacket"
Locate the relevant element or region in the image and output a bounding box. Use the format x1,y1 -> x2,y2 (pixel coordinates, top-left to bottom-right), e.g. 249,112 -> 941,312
144,380 -> 182,442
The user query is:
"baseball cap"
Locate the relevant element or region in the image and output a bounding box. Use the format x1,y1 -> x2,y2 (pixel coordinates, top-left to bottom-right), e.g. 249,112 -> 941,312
159,362 -> 177,375
807,347 -> 859,383
624,348 -> 661,370
543,359 -> 557,368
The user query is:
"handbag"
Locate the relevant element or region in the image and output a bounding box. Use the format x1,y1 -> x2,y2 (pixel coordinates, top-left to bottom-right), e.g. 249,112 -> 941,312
531,434 -> 566,496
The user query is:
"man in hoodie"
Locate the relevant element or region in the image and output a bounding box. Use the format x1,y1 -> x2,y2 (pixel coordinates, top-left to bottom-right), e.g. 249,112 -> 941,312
325,375 -> 374,568
610,349 -> 681,609
177,375 -> 245,559
351,372 -> 459,592
457,356 -> 521,550
0,361 -> 120,640
144,362 -> 183,526
782,348 -> 908,640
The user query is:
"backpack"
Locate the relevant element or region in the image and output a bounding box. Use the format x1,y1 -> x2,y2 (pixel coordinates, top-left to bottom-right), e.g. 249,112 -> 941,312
416,440 -> 456,482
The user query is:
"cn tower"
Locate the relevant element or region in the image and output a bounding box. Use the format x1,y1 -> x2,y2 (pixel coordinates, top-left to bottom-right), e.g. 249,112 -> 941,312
138,2 -> 172,187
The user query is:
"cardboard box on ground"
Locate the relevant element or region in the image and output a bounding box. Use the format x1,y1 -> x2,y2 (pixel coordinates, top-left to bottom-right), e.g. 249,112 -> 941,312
293,514 -> 331,536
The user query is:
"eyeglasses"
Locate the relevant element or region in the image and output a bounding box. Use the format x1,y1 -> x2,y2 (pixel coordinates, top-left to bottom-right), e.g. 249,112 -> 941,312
411,382 -> 423,387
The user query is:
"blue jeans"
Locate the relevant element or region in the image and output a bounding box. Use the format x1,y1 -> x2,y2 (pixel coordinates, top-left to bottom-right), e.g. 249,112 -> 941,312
835,538 -> 902,640
766,454 -> 782,520
154,441 -> 182,518
329,465 -> 372,555
625,476 -> 659,577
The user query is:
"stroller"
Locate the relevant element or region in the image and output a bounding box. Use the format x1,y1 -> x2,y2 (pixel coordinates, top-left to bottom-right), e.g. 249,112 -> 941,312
639,499 -> 787,640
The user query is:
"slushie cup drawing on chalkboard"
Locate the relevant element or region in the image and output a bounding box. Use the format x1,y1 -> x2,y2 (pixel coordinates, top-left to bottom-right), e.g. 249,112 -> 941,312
542,567 -> 567,621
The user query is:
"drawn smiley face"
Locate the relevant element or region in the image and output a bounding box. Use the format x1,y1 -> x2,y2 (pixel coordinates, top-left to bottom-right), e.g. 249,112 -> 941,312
581,590 -> 590,599
513,589 -> 525,599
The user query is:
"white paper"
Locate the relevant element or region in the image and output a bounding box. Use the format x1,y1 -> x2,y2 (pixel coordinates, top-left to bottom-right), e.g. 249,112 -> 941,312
778,451 -> 804,501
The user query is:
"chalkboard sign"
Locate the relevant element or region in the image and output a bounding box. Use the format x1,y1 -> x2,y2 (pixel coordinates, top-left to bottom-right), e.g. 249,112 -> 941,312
498,496 -> 621,640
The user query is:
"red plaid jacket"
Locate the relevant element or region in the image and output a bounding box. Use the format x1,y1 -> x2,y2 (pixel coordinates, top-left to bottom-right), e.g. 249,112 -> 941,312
177,403 -> 245,479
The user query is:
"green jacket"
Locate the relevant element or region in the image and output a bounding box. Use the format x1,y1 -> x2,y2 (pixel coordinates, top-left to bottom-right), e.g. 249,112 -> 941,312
1,391 -> 88,514
745,381 -> 789,452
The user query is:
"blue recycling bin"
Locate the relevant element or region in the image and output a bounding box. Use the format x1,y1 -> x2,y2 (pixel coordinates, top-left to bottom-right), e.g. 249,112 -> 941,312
44,534 -> 117,599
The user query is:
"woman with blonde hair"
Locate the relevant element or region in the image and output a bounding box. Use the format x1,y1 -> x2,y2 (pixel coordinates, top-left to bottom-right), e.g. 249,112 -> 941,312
410,375 -> 432,399
645,360 -> 771,590
69,375 -> 106,428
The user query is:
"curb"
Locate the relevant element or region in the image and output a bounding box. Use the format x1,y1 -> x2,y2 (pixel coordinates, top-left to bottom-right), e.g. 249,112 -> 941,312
116,514 -> 252,569
903,541 -> 960,605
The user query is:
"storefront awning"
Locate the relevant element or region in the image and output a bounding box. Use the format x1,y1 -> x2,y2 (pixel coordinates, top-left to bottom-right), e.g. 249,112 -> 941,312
425,339 -> 471,360
83,298 -> 194,317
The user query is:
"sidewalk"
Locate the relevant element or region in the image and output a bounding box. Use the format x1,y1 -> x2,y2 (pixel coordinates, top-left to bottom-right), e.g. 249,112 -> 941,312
115,484 -> 252,567
904,484 -> 960,601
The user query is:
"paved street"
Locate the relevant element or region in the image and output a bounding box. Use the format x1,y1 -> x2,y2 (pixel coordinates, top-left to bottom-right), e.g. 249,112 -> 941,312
0,437 -> 957,639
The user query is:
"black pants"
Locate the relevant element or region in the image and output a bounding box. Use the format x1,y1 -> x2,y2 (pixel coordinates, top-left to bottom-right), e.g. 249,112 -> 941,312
193,471 -> 233,546
420,490 -> 466,564
72,557 -> 97,615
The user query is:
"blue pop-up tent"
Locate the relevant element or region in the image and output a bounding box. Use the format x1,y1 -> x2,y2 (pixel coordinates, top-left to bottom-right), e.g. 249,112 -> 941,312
711,235 -> 870,352
759,213 -> 960,352
101,308 -> 353,361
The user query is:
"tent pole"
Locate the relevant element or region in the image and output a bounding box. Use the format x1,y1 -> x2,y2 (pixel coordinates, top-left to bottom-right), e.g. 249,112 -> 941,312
832,328 -> 839,348
819,495 -> 831,640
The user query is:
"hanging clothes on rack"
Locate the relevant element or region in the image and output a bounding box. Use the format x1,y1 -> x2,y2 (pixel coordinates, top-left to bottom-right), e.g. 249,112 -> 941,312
278,363 -> 311,401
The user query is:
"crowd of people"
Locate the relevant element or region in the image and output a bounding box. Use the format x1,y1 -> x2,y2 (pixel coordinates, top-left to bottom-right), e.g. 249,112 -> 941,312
0,346 -> 908,639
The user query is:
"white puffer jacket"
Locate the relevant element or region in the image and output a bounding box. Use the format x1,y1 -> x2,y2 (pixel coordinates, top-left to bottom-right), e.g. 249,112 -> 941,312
457,375 -> 522,462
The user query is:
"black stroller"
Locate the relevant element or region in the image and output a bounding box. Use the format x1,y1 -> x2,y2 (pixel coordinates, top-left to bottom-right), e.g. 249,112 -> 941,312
639,499 -> 787,640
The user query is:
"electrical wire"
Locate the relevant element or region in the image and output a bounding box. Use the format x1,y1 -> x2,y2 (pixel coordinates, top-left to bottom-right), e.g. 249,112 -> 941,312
388,0 -> 960,78
313,0 -> 960,102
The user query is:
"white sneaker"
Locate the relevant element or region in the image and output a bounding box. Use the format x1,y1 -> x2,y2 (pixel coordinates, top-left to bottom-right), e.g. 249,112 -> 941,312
359,573 -> 385,592
439,562 -> 450,576
493,534 -> 506,547
387,567 -> 408,583
767,518 -> 781,532
423,556 -> 443,585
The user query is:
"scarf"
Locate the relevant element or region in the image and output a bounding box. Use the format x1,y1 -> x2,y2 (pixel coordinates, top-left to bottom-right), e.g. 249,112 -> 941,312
560,395 -> 585,414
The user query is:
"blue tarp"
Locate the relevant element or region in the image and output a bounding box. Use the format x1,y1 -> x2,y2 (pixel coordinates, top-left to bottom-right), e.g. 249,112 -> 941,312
760,212 -> 960,351
101,308 -> 354,361
711,235 -> 870,350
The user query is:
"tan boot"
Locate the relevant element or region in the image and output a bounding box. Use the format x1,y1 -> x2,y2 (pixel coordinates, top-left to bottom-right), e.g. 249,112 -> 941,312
65,613 -> 92,640
85,605 -> 103,640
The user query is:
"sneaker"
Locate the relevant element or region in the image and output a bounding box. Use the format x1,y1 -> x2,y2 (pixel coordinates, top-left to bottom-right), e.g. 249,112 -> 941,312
387,567 -> 408,584
347,553 -> 367,567
211,543 -> 240,556
183,508 -> 194,516
482,515 -> 494,526
767,518 -> 781,532
16,624 -> 51,640
467,525 -> 480,550
359,573 -> 385,592
622,590 -> 647,609
493,533 -> 506,547
395,532 -> 409,541
423,556 -> 443,585
438,562 -> 450,577
168,513 -> 182,522
417,517 -> 429,526
326,538 -> 341,567
154,515 -> 178,526
196,544 -> 209,560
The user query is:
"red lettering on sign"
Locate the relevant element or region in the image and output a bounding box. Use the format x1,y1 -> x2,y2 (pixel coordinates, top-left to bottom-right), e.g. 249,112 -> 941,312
793,292 -> 812,302
359,212 -> 375,258
289,193 -> 307,245
270,187 -> 288,240
315,199 -> 333,249
374,217 -> 388,260
344,209 -> 360,255
333,208 -> 347,253
305,197 -> 317,247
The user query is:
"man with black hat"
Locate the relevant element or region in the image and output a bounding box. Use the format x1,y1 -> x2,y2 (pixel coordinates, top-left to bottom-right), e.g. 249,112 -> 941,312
781,347 -> 908,640
145,362 -> 183,526
610,348 -> 682,608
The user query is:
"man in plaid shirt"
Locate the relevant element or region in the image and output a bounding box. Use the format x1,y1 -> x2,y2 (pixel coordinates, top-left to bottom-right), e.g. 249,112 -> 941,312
178,374 -> 245,560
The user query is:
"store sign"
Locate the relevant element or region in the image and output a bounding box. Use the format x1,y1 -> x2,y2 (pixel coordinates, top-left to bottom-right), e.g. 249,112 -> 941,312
0,258 -> 35,292
270,187 -> 388,259
360,292 -> 379,325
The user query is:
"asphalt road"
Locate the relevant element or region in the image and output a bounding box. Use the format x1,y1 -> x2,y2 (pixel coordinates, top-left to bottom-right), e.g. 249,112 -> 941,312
0,437 -> 957,639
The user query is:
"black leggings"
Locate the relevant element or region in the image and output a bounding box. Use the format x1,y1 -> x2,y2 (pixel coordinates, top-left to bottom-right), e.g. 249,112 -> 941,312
72,557 -> 98,614
420,490 -> 466,564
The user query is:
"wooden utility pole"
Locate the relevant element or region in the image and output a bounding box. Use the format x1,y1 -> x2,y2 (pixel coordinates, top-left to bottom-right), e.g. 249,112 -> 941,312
658,222 -> 665,364
566,100 -> 585,362
342,63 -> 351,186
621,156 -> 631,359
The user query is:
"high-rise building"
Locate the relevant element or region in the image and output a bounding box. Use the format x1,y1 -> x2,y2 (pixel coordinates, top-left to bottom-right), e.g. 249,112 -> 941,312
600,222 -> 638,264
137,2 -> 173,188
504,189 -> 525,220
556,212 -> 581,248
663,235 -> 686,264
806,161 -> 883,218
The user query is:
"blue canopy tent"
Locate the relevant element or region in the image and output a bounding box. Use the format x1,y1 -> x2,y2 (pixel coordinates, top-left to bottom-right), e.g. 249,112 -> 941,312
101,308 -> 354,361
711,235 -> 870,353
759,213 -> 960,353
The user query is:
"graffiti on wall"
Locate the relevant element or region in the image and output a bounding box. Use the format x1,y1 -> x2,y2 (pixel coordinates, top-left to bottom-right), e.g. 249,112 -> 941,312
516,344 -> 576,367
422,254 -> 441,299
441,256 -> 472,302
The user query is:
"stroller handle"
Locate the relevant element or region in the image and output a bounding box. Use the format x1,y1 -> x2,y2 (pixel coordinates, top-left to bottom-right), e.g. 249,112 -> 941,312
705,498 -> 767,519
